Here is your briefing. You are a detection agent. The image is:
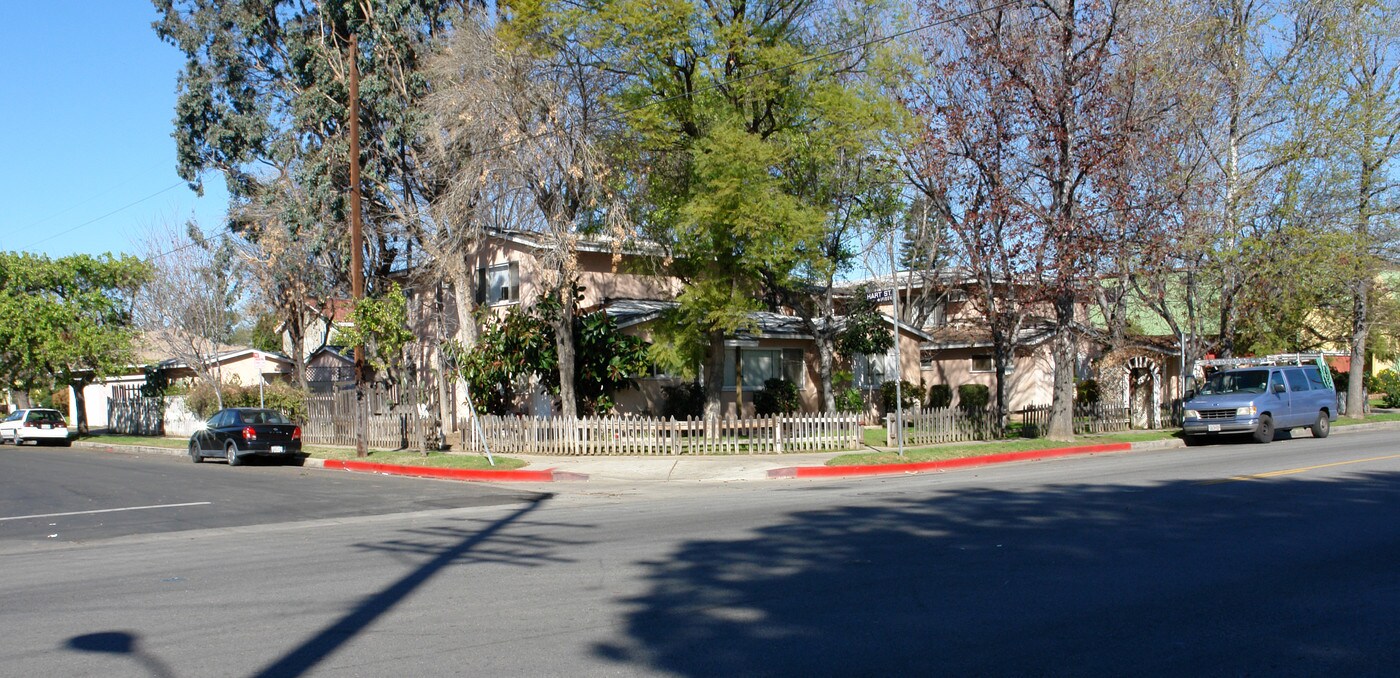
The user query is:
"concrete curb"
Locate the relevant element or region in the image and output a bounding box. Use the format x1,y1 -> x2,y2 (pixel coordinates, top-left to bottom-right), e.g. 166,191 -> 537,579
316,458 -> 585,483
768,443 -> 1135,479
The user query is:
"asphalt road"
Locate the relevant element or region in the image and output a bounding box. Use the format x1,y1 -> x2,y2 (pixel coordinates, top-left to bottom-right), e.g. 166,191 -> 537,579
0,445 -> 541,545
1,432 -> 1397,677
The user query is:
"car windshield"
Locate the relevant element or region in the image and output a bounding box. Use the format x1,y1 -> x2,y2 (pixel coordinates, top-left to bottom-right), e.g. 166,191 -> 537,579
1199,369 -> 1269,395
241,410 -> 291,425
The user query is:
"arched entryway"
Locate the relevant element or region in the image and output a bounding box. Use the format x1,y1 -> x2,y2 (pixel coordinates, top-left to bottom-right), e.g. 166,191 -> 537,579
1124,355 -> 1160,429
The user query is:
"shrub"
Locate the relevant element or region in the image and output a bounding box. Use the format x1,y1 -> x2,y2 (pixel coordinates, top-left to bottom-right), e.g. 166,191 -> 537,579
880,380 -> 925,412
927,384 -> 952,409
957,384 -> 990,414
662,381 -> 705,419
183,381 -> 308,421
1374,369 -> 1400,408
835,387 -> 864,413
754,378 -> 800,415
1075,379 -> 1101,405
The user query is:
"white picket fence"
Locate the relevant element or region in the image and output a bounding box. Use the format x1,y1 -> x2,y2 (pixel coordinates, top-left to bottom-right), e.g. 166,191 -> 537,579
886,406 -> 997,446
461,413 -> 862,456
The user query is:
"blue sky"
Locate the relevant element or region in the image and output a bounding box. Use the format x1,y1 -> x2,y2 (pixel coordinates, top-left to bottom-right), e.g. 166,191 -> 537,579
0,2 -> 228,260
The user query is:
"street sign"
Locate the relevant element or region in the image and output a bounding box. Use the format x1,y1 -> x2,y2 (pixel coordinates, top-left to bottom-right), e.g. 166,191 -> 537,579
865,288 -> 893,302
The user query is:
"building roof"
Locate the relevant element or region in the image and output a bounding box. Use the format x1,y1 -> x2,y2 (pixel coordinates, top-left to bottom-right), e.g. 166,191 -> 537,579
919,320 -> 1057,350
599,299 -> 934,342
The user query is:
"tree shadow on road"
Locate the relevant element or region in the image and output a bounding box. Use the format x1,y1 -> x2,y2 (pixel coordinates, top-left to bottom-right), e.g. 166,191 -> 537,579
596,472 -> 1400,676
250,493 -> 569,678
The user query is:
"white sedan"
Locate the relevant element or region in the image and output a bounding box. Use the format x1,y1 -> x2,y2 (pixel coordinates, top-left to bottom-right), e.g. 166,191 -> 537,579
0,408 -> 72,446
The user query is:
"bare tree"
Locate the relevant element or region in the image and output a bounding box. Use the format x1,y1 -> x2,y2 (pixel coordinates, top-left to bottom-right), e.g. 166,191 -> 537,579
136,221 -> 244,409
423,14 -> 622,417
230,170 -> 345,392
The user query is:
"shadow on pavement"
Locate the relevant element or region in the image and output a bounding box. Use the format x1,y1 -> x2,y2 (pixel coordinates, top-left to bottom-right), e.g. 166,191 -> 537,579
250,493 -> 560,678
596,472 -> 1400,676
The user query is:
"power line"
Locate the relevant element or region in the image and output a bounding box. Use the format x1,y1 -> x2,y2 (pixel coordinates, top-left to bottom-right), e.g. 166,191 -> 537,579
19,181 -> 187,250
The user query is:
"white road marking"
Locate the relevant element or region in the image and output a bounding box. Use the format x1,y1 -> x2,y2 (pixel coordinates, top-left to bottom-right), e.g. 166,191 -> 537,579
0,502 -> 212,522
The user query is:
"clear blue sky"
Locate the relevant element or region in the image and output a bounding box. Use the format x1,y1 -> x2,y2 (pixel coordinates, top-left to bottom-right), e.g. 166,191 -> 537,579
0,2 -> 228,260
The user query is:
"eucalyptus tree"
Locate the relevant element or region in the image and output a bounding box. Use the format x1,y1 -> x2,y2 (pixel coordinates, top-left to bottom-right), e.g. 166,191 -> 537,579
153,0 -> 464,314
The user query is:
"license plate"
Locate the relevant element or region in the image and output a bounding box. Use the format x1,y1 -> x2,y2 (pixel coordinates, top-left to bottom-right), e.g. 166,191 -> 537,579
1207,424 -> 1221,432
271,445 -> 284,453
41,424 -> 51,429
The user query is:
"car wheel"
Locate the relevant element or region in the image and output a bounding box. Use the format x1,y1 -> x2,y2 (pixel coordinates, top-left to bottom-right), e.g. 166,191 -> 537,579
225,442 -> 242,467
1252,414 -> 1274,444
1311,411 -> 1330,439
189,442 -> 203,463
60,439 -> 71,447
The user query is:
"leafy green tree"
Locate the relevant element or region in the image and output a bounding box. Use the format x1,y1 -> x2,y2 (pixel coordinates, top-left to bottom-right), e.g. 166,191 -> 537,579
446,303 -> 650,415
509,0 -> 886,418
0,252 -> 151,432
336,283 -> 416,383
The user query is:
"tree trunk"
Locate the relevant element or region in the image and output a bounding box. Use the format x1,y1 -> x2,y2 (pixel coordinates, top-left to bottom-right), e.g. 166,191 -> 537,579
703,331 -> 727,420
1046,293 -> 1078,441
72,380 -> 90,435
816,336 -> 836,413
553,287 -> 578,417
13,390 -> 33,410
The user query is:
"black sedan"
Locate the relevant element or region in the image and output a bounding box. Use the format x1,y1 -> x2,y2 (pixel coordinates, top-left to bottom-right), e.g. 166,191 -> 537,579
189,408 -> 302,466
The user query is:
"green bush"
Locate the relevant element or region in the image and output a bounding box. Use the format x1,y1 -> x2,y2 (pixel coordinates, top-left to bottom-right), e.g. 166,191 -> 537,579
183,381 -> 308,421
880,380 -> 925,412
1374,369 -> 1400,408
957,384 -> 990,414
836,387 -> 864,413
754,378 -> 801,415
927,384 -> 952,409
661,381 -> 705,419
1075,379 -> 1101,404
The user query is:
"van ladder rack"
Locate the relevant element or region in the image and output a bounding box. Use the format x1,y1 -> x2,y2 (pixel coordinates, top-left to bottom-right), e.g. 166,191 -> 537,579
1193,353 -> 1345,391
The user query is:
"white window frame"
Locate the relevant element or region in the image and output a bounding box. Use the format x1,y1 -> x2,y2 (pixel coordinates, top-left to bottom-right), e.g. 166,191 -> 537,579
478,262 -> 520,306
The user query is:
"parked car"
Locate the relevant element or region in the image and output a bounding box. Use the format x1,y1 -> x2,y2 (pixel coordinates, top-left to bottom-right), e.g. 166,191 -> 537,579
189,407 -> 302,465
1182,365 -> 1337,446
0,408 -> 72,446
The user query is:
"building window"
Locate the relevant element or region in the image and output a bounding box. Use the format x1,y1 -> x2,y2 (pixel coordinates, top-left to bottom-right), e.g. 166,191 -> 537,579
722,348 -> 804,390
971,354 -> 1014,374
854,348 -> 896,388
476,262 -> 519,305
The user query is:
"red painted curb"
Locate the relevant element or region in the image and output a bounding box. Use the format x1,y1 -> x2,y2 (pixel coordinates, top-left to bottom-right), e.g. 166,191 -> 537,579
321,459 -> 566,482
768,442 -> 1134,479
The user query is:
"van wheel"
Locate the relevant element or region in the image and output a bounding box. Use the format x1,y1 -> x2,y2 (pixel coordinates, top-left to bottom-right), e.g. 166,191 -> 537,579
1311,411 -> 1330,439
1252,415 -> 1274,444
1183,434 -> 1205,447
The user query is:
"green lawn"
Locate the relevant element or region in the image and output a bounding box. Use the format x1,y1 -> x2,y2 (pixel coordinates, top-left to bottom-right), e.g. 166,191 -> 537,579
77,434 -> 525,470
1334,411 -> 1400,426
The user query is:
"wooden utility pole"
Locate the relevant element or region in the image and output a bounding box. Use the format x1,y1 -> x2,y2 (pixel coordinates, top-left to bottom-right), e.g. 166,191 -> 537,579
349,32 -> 367,458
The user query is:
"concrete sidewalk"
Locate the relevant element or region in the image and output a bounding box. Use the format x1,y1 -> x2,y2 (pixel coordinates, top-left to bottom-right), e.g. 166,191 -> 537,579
67,419 -> 1400,483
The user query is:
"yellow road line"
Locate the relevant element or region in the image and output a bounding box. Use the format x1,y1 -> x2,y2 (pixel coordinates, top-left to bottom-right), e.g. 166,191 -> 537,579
1199,453 -> 1400,485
